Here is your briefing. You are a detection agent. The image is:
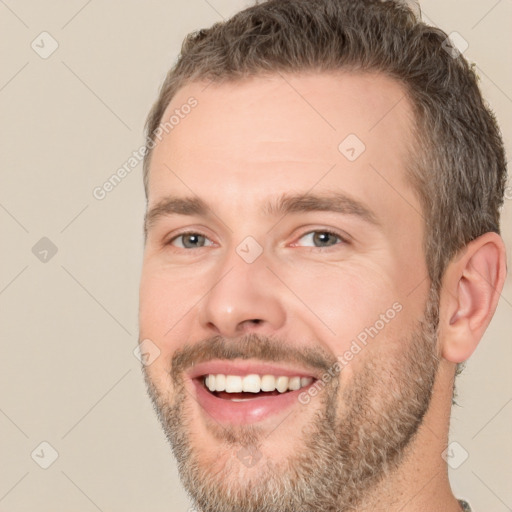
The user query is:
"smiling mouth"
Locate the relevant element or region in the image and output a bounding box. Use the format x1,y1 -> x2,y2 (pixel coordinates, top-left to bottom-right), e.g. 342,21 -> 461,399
200,373 -> 315,401
188,360 -> 321,424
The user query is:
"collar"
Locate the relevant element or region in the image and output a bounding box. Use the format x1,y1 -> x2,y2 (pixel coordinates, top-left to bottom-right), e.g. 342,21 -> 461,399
458,499 -> 472,511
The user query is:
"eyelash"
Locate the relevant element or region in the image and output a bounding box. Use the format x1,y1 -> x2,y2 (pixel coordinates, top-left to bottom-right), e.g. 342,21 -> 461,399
166,229 -> 349,251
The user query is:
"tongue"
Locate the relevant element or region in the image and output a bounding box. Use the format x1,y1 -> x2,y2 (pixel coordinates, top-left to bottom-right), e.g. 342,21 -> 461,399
215,390 -> 282,400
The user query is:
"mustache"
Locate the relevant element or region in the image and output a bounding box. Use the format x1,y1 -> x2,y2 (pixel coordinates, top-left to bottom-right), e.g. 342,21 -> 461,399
170,333 -> 337,384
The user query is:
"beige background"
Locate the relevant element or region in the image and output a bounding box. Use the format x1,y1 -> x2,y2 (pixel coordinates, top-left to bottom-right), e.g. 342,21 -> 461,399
1,0 -> 511,510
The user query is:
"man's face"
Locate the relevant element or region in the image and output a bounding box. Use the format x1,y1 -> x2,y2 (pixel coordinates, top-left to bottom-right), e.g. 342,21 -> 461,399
139,72 -> 440,511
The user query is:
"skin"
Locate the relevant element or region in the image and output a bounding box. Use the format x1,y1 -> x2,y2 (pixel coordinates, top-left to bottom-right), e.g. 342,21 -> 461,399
139,72 -> 506,511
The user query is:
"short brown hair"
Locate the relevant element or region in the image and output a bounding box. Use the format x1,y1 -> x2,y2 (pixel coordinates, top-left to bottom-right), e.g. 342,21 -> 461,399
143,0 -> 506,290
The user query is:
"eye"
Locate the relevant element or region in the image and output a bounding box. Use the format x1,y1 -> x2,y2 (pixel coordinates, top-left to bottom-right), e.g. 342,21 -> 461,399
168,232 -> 214,249
295,230 -> 346,248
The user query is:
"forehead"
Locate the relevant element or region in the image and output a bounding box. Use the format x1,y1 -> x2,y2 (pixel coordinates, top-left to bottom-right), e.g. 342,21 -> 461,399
147,71 -> 419,225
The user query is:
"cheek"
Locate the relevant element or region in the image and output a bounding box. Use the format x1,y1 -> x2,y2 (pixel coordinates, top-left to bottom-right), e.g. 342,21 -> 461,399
284,262 -> 398,333
278,259 -> 415,372
139,267 -> 197,359
139,270 -> 199,394
139,272 -> 169,335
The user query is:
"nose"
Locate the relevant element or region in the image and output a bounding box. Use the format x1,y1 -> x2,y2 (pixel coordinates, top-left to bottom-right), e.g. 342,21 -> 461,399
198,248 -> 287,338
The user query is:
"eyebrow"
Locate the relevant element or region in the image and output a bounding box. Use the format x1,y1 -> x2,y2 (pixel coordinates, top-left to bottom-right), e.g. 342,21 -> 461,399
263,192 -> 379,225
144,191 -> 379,235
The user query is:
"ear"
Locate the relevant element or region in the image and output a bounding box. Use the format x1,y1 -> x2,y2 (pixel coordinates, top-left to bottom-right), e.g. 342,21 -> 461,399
438,232 -> 507,363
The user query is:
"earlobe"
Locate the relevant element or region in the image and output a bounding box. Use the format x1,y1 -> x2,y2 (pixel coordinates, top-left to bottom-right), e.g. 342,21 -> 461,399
439,232 -> 507,364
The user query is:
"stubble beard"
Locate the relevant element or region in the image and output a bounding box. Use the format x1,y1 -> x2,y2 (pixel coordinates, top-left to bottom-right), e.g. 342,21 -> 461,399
143,290 -> 440,512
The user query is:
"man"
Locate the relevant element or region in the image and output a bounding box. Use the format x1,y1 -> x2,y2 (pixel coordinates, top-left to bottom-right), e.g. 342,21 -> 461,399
138,0 -> 507,510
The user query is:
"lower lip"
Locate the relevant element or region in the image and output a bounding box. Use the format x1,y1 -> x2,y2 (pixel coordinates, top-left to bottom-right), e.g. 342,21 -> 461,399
191,379 -> 312,425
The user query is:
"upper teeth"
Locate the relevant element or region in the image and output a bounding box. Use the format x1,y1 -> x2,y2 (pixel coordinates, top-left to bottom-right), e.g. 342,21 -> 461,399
204,374 -> 313,393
